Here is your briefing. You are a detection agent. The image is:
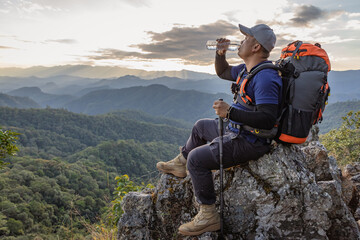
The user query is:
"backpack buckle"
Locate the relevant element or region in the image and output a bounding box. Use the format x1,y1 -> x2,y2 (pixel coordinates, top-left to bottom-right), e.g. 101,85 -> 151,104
231,83 -> 239,94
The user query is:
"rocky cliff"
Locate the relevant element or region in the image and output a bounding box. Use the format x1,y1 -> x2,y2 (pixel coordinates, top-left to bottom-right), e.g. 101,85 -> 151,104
117,130 -> 360,240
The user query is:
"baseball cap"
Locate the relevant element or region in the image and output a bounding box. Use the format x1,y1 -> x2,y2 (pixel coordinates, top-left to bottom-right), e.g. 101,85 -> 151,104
238,24 -> 276,52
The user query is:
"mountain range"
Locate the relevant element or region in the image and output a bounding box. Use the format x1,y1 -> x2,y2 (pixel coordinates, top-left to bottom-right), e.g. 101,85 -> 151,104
64,84 -> 232,123
0,65 -> 217,80
0,93 -> 40,109
7,87 -> 75,108
1,67 -> 359,102
0,65 -> 359,131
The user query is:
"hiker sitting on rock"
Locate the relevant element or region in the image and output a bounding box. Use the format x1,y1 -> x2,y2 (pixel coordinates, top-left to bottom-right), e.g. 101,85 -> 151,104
156,23 -> 282,236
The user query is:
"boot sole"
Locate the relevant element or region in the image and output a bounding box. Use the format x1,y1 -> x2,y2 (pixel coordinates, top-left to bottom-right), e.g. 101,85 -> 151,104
156,165 -> 187,178
178,222 -> 220,236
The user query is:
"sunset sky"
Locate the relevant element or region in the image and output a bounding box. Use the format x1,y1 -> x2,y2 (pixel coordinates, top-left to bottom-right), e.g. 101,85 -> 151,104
0,0 -> 359,74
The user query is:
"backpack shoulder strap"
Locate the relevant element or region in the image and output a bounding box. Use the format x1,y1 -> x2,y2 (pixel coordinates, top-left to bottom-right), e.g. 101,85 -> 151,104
235,68 -> 246,84
248,62 -> 279,78
239,63 -> 280,107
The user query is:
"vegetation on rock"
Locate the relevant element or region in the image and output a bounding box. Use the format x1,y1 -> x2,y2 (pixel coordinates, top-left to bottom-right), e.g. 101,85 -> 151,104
321,111 -> 360,167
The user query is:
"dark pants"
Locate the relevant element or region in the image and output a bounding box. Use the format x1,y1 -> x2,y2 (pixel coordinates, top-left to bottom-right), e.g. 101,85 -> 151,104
181,118 -> 271,205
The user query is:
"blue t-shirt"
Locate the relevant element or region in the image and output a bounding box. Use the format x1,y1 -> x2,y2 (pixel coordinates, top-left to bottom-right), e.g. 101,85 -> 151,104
229,61 -> 282,143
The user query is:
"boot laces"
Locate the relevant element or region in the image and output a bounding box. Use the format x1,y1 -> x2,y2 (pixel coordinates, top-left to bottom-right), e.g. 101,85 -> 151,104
171,153 -> 185,165
193,212 -> 204,225
193,208 -> 213,225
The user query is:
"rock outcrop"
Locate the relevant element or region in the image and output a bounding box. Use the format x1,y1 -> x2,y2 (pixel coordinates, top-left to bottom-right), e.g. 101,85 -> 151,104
117,132 -> 360,239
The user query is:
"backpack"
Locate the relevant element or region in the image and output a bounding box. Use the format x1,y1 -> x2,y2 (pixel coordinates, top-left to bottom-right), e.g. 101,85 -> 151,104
237,40 -> 331,144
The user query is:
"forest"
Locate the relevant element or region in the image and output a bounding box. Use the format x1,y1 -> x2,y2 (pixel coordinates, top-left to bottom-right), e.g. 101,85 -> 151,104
0,106 -> 359,239
0,107 -> 190,239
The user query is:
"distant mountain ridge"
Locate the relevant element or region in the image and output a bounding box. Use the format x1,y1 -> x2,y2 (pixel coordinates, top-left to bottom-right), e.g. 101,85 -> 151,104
64,84 -> 233,123
7,87 -> 75,107
0,65 -> 359,132
0,75 -> 99,93
1,67 -> 359,102
90,75 -> 232,95
320,100 -> 360,133
327,70 -> 360,103
0,65 -> 217,80
0,93 -> 40,108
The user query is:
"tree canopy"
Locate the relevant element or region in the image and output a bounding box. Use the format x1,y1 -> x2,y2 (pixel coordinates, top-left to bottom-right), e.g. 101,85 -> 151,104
0,127 -> 19,168
320,111 -> 360,166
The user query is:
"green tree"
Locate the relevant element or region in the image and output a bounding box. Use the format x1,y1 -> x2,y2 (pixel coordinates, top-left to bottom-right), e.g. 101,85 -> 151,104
0,200 -> 18,218
320,111 -> 360,166
111,175 -> 154,226
0,127 -> 19,168
7,218 -> 24,235
0,213 -> 10,236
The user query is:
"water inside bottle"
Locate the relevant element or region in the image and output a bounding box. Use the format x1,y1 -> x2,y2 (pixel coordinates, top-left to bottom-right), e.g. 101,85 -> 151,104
206,40 -> 241,51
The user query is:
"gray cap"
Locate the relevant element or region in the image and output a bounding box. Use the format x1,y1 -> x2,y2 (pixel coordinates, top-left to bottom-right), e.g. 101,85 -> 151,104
238,24 -> 276,52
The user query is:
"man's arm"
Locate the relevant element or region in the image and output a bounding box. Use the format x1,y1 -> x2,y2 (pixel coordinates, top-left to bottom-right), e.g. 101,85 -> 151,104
213,101 -> 278,129
215,52 -> 234,81
228,104 -> 278,129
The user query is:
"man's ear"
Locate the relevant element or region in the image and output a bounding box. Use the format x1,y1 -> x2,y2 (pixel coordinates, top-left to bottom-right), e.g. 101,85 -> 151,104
252,43 -> 261,53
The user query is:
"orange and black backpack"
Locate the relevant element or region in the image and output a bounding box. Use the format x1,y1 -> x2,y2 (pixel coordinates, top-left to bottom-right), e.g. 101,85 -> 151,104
238,40 -> 331,144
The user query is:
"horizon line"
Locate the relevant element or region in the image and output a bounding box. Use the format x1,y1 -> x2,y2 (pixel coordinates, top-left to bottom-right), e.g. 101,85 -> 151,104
0,64 -> 359,73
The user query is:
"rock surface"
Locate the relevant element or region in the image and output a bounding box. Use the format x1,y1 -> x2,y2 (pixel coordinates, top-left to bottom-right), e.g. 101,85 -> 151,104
117,138 -> 360,239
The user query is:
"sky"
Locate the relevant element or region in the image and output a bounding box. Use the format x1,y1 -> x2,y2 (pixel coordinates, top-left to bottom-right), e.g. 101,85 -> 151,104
0,0 -> 359,74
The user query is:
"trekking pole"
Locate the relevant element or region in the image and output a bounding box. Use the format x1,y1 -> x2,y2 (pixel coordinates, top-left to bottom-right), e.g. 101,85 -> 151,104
218,99 -> 224,239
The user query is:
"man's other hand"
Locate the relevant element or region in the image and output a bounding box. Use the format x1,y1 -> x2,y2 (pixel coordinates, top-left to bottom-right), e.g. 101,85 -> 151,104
213,100 -> 230,118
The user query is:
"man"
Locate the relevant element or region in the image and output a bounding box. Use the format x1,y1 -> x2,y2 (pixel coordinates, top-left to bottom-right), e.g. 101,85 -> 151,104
156,23 -> 282,236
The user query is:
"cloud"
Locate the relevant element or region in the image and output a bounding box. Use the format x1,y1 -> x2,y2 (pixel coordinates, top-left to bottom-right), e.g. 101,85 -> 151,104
222,10 -> 239,23
8,0 -> 150,11
87,20 -> 240,65
291,5 -> 344,26
0,46 -> 16,50
347,20 -> 360,30
346,12 -> 360,18
121,0 -> 150,7
0,0 -> 61,14
259,4 -> 345,28
290,5 -> 325,26
45,39 -> 78,44
0,34 -> 34,44
274,33 -> 298,46
89,49 -> 144,60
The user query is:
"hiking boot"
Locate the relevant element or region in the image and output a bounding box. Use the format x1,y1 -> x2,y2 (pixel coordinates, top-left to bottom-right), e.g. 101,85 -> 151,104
178,204 -> 220,236
156,152 -> 187,178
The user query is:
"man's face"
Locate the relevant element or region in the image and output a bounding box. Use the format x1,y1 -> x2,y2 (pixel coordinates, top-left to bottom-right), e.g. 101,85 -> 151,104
238,35 -> 256,59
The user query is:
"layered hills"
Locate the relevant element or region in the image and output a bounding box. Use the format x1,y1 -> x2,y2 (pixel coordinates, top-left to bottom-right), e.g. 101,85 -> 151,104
0,107 -> 190,159
1,67 -> 359,132
64,84 -> 232,122
0,107 -> 191,238
1,68 -> 359,101
0,93 -> 40,108
0,65 -> 217,80
7,87 -> 75,108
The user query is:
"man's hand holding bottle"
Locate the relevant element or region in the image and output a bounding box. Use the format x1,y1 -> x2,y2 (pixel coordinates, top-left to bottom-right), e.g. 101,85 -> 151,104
216,38 -> 230,56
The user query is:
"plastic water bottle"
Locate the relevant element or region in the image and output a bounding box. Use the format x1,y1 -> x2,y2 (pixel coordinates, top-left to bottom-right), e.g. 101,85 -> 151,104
206,40 -> 241,51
